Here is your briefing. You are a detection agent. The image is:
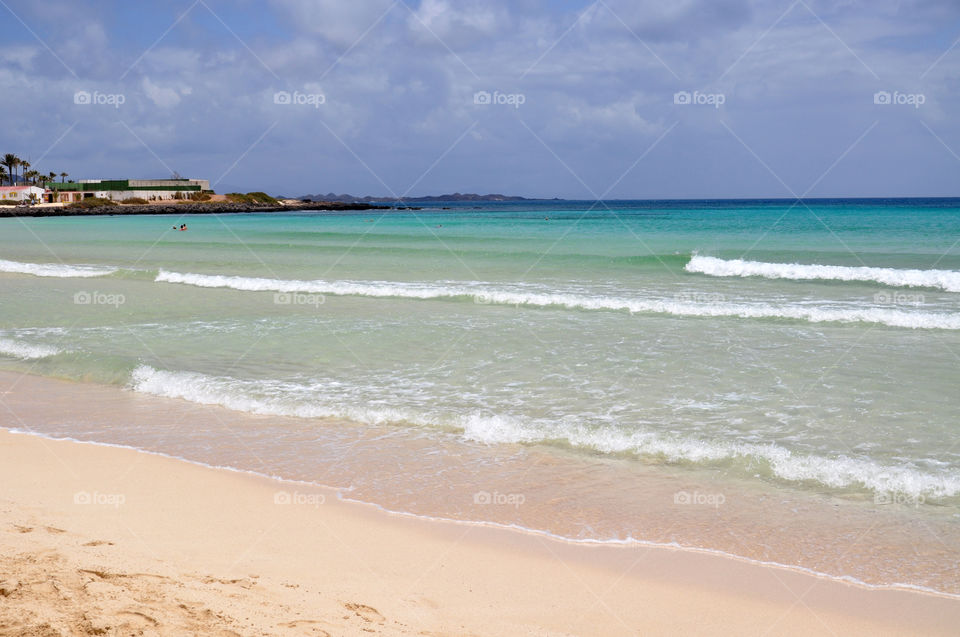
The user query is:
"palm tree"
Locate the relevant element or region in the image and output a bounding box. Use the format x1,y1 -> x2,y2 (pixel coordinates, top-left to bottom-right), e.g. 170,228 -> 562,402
2,154 -> 18,186
47,172 -> 56,186
60,172 -> 68,183
19,160 -> 30,183
0,167 -> 5,186
24,170 -> 38,185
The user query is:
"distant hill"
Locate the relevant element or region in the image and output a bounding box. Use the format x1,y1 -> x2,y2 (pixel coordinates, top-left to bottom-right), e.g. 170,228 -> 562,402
292,192 -> 534,203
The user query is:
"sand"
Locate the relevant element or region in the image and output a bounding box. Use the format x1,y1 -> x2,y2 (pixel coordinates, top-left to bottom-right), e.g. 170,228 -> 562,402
1,391 -> 959,636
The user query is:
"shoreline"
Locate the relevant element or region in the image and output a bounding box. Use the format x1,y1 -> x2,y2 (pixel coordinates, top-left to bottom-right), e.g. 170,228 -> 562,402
2,368 -> 959,599
0,200 -> 389,218
3,427 -> 960,635
9,426 -> 960,602
12,426 -> 959,603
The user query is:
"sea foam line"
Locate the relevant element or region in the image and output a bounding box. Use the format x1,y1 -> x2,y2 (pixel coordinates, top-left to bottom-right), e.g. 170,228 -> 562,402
155,270 -> 960,329
0,258 -> 116,278
5,427 -> 956,599
0,338 -> 60,360
129,365 -> 960,500
686,255 -> 960,292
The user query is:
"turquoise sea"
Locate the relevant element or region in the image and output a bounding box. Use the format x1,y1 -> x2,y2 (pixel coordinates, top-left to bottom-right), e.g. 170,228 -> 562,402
2,198 -> 959,592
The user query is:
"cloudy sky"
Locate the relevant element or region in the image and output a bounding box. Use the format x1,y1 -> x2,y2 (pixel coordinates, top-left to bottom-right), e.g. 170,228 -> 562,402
1,0 -> 959,198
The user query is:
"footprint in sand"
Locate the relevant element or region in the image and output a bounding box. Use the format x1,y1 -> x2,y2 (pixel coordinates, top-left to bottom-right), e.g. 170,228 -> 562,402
343,602 -> 385,623
82,540 -> 115,546
278,619 -> 331,635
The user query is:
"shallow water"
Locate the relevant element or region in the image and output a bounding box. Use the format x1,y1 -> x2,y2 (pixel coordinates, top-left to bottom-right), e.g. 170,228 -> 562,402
1,199 -> 959,591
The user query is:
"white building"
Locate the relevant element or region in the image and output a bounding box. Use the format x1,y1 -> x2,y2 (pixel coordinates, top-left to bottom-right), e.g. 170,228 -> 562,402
0,186 -> 46,203
48,178 -> 211,203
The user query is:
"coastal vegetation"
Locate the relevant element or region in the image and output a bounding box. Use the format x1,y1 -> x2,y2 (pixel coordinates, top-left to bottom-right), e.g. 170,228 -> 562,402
226,192 -> 278,205
121,197 -> 149,205
1,152 -> 67,186
66,197 -> 118,209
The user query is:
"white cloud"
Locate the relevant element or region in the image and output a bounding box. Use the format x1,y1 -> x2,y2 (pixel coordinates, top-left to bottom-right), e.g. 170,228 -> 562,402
270,0 -> 395,47
141,77 -> 188,108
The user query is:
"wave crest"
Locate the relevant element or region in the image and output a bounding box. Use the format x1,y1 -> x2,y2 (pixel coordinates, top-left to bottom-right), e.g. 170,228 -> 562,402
156,270 -> 960,329
0,258 -> 116,278
686,255 -> 960,292
0,338 -> 60,359
130,365 -> 960,500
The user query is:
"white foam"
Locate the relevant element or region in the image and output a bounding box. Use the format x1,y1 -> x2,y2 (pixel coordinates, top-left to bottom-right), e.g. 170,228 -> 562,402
460,414 -> 960,500
0,258 -> 116,278
130,365 -> 426,425
686,255 -> 960,292
129,365 -> 960,500
0,338 -> 59,359
155,270 -> 960,329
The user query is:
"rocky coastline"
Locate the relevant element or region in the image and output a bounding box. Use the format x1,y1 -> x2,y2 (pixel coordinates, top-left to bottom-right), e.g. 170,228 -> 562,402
0,200 -> 388,218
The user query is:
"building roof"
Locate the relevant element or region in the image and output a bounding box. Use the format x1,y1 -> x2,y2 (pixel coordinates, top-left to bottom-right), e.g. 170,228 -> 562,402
0,186 -> 42,192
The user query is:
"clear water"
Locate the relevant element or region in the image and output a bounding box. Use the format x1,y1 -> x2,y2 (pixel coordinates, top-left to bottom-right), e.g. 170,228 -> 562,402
2,199 -> 959,591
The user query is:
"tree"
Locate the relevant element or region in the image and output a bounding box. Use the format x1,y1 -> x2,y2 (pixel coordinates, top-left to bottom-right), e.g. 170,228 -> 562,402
2,154 -> 18,186
0,167 -> 5,185
60,172 -> 68,183
19,160 -> 30,183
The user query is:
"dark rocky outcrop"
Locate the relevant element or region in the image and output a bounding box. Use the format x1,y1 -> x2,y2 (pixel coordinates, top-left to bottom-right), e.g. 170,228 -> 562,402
0,201 -> 387,218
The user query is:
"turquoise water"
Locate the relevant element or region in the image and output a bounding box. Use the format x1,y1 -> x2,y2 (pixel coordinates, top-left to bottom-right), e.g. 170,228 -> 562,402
2,200 -> 960,522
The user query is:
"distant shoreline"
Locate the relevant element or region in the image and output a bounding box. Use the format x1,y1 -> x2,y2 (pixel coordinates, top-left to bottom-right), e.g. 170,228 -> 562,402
0,200 -> 388,218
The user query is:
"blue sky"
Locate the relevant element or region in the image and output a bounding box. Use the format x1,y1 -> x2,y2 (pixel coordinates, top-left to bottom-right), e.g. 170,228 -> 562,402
1,0 -> 959,198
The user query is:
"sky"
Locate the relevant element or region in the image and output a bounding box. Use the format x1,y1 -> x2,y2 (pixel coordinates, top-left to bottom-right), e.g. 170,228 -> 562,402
1,0 -> 959,199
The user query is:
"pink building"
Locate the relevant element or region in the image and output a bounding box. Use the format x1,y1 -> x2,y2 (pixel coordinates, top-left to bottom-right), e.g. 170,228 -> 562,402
0,186 -> 45,203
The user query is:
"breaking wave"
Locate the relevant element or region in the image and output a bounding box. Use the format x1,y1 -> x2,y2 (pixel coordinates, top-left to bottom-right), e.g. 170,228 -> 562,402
155,270 -> 960,329
130,365 -> 960,500
0,258 -> 116,278
686,255 -> 960,292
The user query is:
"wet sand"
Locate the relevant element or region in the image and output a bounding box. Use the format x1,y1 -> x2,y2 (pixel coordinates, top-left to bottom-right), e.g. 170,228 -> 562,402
1,370 -> 958,596
3,429 -> 960,635
2,376 -> 960,634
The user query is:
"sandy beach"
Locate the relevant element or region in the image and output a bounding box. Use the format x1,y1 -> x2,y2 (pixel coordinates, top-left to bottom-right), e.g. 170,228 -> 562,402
2,410 -> 960,635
